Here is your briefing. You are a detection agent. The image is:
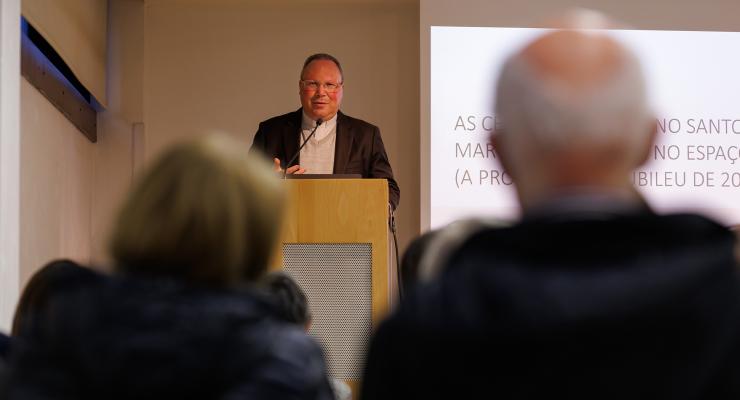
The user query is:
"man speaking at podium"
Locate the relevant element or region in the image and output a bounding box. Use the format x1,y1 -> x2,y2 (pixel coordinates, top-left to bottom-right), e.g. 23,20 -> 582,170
250,53 -> 400,210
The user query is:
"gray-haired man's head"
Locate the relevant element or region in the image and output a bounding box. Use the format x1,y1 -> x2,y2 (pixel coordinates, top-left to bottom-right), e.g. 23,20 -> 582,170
492,11 -> 656,210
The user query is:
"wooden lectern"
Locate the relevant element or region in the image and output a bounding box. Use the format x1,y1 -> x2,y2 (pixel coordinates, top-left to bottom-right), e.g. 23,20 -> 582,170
270,178 -> 396,394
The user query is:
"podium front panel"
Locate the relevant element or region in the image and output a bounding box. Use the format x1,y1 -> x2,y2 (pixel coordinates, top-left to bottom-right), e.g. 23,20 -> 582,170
271,178 -> 394,392
283,243 -> 372,379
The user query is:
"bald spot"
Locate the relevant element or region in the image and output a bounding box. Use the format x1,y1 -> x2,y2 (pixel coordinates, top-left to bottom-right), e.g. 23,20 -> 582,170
521,30 -> 625,90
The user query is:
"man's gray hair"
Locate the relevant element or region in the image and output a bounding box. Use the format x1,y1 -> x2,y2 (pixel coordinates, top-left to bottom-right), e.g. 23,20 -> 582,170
494,35 -> 652,152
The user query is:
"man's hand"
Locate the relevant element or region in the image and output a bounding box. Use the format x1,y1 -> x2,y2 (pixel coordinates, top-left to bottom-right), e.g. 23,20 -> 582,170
273,158 -> 305,174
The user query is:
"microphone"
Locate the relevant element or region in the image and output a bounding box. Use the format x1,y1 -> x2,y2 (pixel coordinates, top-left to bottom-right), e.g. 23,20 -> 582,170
283,118 -> 323,175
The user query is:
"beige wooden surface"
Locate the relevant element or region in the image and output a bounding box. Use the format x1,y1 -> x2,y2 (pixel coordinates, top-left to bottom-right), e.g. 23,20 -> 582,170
270,178 -> 392,327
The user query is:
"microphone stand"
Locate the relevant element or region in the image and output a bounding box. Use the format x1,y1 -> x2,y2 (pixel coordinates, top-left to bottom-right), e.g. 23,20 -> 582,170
283,118 -> 323,178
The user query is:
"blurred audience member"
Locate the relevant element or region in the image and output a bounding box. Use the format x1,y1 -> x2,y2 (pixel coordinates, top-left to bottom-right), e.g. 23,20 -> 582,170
3,258 -> 102,379
11,259 -> 102,338
398,230 -> 437,295
5,135 -> 334,400
732,226 -> 740,263
262,272 -> 352,400
362,10 -> 740,400
263,271 -> 312,329
0,332 -> 9,361
0,355 -> 7,397
401,218 -> 505,295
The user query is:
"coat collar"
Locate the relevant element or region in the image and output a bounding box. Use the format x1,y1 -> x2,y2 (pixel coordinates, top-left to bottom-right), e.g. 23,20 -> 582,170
280,109 -> 302,167
333,111 -> 352,174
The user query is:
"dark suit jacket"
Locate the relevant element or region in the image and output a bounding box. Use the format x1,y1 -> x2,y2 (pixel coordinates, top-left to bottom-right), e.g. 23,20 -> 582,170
250,109 -> 400,209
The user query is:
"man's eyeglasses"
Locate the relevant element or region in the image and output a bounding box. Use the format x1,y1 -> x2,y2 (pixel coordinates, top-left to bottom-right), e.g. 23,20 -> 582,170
300,80 -> 343,93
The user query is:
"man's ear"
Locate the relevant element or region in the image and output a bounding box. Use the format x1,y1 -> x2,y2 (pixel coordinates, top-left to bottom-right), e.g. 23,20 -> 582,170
636,119 -> 658,168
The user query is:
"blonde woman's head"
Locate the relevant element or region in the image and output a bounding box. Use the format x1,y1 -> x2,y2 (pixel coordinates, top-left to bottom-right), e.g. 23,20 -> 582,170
109,134 -> 284,286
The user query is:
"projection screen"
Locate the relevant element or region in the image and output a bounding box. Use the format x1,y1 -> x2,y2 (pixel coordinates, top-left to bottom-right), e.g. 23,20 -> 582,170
421,0 -> 740,230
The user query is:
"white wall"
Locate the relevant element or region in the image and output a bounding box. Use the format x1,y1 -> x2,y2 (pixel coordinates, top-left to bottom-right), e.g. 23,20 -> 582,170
90,0 -> 144,266
3,1 -> 143,320
19,79 -> 94,287
0,0 -> 21,332
1,0 -> 138,330
420,0 -> 740,229
11,0 -> 143,311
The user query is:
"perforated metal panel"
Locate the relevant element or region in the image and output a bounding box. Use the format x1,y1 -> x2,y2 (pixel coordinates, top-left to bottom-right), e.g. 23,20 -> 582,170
283,243 -> 372,380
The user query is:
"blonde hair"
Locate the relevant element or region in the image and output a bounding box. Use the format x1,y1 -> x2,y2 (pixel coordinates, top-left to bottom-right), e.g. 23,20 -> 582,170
109,134 -> 284,286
